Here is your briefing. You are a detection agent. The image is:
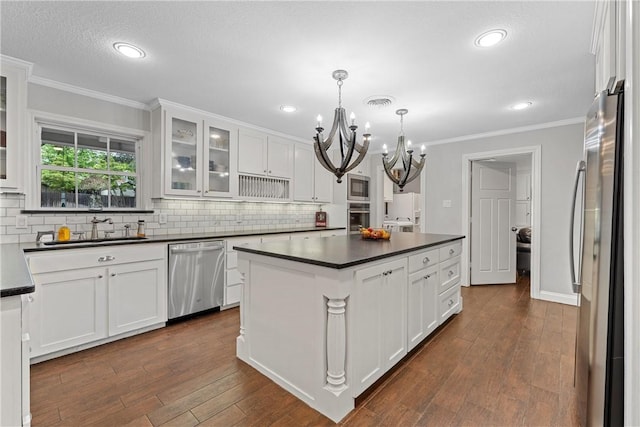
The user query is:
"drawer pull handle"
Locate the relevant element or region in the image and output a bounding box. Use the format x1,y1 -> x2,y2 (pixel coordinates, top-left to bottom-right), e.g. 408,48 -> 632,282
449,249 -> 455,255
424,274 -> 431,279
27,295 -> 34,303
98,275 -> 103,279
111,273 -> 116,277
448,270 -> 454,277
98,256 -> 115,262
423,257 -> 430,263
448,299 -> 454,307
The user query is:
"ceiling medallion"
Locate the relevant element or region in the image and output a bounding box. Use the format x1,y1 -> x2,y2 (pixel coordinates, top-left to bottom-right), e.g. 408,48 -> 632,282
382,109 -> 425,192
313,70 -> 371,183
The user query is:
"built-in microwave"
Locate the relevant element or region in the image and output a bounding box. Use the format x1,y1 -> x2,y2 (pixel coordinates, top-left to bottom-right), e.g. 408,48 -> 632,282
347,173 -> 370,202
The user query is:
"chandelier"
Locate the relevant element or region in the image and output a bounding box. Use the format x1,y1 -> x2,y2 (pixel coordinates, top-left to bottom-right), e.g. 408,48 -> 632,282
382,109 -> 425,192
314,70 -> 371,183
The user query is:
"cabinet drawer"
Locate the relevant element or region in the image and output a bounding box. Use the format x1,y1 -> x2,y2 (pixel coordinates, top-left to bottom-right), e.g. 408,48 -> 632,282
226,236 -> 262,252
439,256 -> 461,293
28,244 -> 165,274
438,285 -> 460,324
225,284 -> 241,306
439,241 -> 462,262
226,251 -> 238,270
226,269 -> 243,286
408,248 -> 440,273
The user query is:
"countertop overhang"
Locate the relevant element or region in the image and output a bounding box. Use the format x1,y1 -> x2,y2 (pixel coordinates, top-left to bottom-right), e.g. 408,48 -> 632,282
235,233 -> 465,269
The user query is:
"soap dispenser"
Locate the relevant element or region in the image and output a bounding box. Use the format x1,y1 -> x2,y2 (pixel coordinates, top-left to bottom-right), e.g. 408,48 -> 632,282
136,220 -> 145,237
57,224 -> 71,241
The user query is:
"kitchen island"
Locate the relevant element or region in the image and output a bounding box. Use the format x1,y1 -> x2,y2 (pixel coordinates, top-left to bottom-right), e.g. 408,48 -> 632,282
235,232 -> 465,422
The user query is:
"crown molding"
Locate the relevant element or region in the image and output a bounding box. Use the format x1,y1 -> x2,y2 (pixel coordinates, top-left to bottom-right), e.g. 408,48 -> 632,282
150,98 -> 309,144
29,75 -> 150,111
422,117 -> 586,148
0,54 -> 33,76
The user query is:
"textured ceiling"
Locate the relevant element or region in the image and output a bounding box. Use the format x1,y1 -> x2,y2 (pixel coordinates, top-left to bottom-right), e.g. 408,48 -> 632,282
0,1 -> 595,151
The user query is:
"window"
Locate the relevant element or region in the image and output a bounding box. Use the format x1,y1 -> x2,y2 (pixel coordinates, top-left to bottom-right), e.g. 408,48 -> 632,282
38,125 -> 139,209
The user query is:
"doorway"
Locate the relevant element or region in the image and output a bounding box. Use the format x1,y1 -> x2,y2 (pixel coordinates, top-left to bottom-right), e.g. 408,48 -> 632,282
461,146 -> 541,299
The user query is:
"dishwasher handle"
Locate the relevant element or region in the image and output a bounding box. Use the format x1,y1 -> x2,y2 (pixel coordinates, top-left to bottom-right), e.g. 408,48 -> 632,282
170,244 -> 224,254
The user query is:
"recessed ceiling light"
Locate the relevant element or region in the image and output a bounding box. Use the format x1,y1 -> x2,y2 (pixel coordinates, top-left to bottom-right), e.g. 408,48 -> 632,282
113,42 -> 146,59
474,29 -> 507,47
280,105 -> 297,113
511,102 -> 533,110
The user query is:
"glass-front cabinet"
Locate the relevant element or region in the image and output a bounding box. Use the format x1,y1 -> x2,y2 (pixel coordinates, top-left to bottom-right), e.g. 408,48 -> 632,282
0,58 -> 28,191
158,104 -> 236,198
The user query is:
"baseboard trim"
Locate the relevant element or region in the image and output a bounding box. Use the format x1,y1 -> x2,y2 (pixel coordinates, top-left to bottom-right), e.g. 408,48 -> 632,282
538,290 -> 578,306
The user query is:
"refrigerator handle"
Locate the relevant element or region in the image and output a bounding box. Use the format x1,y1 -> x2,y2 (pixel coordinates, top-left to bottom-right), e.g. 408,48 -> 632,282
569,160 -> 586,293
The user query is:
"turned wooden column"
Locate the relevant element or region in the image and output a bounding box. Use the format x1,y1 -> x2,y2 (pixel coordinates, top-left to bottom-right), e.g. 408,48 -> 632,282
325,298 -> 347,394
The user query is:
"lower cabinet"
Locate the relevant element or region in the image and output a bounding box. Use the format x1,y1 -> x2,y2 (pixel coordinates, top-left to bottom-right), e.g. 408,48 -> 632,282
407,266 -> 439,351
26,244 -> 167,360
353,258 -> 407,395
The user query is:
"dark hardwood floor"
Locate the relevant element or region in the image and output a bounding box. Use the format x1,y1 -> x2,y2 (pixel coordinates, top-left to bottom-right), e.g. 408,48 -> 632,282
30,275 -> 579,426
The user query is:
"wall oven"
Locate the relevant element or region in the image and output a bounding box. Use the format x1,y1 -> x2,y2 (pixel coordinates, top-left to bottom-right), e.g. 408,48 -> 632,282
347,173 -> 370,201
348,203 -> 370,233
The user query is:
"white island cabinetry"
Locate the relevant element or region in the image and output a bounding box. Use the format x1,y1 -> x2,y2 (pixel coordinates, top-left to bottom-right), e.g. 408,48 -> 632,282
235,233 -> 464,422
26,244 -> 167,361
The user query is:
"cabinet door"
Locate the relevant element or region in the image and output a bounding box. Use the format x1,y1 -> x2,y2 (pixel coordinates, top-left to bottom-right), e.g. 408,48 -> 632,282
29,268 -> 108,358
204,119 -> 237,198
1,296 -> 22,427
314,155 -> 333,203
294,144 -> 314,202
108,260 -> 167,336
353,258 -> 407,395
0,61 -> 27,190
238,128 -> 267,175
266,136 -> 293,178
165,110 -> 203,196
383,175 -> 394,202
407,268 -> 439,351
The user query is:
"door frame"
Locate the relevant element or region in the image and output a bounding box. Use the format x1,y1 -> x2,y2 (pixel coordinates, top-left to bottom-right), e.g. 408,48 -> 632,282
461,145 -> 541,299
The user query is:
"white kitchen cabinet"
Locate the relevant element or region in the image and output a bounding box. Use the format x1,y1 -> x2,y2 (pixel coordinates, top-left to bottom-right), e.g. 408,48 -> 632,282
407,266 -> 439,351
436,242 -> 462,325
353,258 -> 407,395
224,236 -> 262,307
26,244 -> 167,360
1,294 -> 31,427
320,229 -> 347,237
151,101 -> 237,199
0,58 -> 28,191
293,143 -> 332,203
383,175 -> 394,202
108,260 -> 166,336
238,128 -> 293,179
28,267 -> 108,358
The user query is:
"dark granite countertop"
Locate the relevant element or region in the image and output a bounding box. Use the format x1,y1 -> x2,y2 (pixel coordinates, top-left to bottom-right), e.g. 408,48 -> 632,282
1,227 -> 344,297
234,232 -> 465,269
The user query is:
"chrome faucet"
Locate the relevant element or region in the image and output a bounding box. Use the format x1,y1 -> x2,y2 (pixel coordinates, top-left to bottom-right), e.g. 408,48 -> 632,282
90,217 -> 112,240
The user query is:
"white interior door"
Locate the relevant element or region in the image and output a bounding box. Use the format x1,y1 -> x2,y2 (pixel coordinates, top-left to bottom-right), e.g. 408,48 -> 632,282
470,161 -> 517,284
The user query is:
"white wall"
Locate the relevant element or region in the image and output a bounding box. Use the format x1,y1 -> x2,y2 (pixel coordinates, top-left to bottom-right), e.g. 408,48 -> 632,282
424,122 -> 584,299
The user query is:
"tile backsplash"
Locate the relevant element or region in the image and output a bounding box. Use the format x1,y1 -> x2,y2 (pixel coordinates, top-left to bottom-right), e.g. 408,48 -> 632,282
0,194 -> 319,244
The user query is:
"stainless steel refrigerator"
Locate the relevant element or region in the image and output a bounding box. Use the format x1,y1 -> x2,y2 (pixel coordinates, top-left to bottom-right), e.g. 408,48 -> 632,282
570,81 -> 625,426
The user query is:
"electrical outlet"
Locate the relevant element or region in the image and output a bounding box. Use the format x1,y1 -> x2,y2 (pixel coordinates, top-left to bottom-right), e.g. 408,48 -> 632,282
15,214 -> 28,229
158,213 -> 167,224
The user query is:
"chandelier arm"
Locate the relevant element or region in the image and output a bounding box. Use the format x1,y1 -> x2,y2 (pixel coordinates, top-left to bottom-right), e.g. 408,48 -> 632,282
336,110 -> 356,172
314,138 -> 337,174
322,108 -> 343,150
342,138 -> 370,174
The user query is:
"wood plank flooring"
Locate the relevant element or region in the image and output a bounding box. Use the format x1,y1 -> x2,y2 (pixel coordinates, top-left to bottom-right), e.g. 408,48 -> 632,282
30,275 -> 579,426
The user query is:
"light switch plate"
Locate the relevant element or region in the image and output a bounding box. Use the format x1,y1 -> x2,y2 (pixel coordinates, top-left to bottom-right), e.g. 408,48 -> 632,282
442,200 -> 452,208
15,214 -> 28,229
158,213 -> 167,224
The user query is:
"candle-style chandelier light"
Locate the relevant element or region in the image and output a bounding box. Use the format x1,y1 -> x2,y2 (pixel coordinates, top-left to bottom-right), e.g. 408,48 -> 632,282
382,109 -> 426,192
314,70 -> 371,183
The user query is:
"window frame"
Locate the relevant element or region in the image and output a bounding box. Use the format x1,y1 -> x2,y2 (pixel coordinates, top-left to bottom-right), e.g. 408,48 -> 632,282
29,113 -> 147,212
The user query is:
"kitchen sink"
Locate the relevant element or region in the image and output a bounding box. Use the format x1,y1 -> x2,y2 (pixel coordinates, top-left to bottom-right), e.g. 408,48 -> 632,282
43,236 -> 148,246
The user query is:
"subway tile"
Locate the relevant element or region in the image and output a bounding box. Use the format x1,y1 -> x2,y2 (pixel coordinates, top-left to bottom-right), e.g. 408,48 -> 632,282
1,235 -> 20,243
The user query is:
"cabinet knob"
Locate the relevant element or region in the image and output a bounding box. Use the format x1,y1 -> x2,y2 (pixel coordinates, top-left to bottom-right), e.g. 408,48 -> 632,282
111,273 -> 116,277
197,190 -> 201,193
424,274 -> 431,279
448,299 -> 454,307
423,257 -> 430,263
27,295 -> 34,303
264,170 -> 267,173
98,255 -> 115,262
98,275 -> 103,278
448,270 -> 454,277
449,249 -> 455,255
268,170 -> 272,174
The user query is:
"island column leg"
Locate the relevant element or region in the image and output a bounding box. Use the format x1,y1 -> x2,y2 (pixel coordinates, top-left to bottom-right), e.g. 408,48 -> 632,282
325,298 -> 347,394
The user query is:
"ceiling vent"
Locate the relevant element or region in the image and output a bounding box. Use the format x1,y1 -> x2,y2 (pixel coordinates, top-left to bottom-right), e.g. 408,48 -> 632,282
364,95 -> 395,108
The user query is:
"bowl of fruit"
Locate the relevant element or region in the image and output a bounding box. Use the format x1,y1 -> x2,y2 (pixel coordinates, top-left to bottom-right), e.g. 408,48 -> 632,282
360,227 -> 391,240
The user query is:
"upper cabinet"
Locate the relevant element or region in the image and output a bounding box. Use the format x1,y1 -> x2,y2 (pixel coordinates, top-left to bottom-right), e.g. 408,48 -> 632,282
293,143 -> 332,203
237,128 -> 293,179
151,101 -> 237,199
0,57 -> 29,192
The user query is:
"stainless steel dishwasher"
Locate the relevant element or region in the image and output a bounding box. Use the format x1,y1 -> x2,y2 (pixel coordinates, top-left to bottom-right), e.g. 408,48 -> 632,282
168,240 -> 225,320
